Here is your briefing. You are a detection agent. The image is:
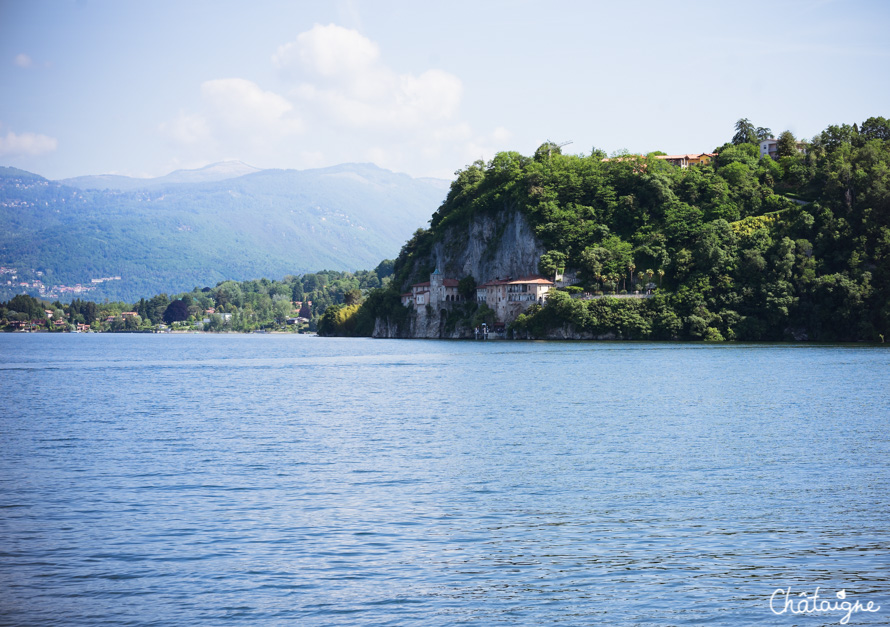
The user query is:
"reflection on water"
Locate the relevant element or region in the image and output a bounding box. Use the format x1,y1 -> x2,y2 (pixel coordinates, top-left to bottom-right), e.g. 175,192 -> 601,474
1,335 -> 888,625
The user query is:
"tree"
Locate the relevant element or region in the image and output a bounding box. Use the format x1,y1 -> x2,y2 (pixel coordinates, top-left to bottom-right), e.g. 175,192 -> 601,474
756,126 -> 773,141
344,289 -> 362,306
777,130 -> 798,158
374,259 -> 395,279
273,298 -> 293,323
732,118 -> 757,145
599,236 -> 634,276
539,250 -> 567,278
147,293 -> 170,325
163,299 -> 190,324
579,247 -> 609,284
535,141 -> 566,161
859,116 -> 890,142
6,294 -> 45,320
457,276 -> 476,301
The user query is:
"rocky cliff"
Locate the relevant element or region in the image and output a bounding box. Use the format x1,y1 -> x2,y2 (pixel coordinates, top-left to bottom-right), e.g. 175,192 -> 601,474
374,206 -> 546,339
422,207 -> 544,284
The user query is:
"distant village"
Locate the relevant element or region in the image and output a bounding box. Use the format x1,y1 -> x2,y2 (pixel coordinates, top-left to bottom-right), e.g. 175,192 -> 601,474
3,300 -> 314,333
0,266 -> 122,299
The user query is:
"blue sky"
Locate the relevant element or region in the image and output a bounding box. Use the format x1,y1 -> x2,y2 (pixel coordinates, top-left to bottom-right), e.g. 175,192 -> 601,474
1,0 -> 888,180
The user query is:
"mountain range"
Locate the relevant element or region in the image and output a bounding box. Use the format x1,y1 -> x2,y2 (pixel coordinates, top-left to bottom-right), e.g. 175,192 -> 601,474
0,162 -> 449,302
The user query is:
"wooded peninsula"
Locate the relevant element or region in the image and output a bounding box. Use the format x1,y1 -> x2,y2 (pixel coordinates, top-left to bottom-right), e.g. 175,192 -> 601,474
3,117 -> 889,341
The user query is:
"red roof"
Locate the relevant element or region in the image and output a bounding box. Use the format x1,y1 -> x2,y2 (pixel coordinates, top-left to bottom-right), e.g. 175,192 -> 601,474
655,153 -> 717,160
443,278 -> 459,287
411,281 -> 431,288
508,275 -> 554,285
477,278 -> 514,288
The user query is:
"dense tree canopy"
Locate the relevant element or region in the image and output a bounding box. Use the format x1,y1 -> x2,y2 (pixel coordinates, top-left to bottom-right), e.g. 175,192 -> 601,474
361,115 -> 890,341
162,299 -> 190,324
2,263 -> 394,333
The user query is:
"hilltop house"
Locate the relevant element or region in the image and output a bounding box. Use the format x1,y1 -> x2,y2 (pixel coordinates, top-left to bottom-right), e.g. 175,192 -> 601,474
603,152 -> 717,168
760,138 -> 808,160
653,153 -> 717,168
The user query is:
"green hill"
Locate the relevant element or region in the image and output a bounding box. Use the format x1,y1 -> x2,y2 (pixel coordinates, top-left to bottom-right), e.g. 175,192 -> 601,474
340,116 -> 890,341
0,163 -> 447,302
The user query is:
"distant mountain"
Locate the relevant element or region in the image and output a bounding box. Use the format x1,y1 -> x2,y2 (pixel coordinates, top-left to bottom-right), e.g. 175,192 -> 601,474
0,163 -> 449,302
60,161 -> 263,191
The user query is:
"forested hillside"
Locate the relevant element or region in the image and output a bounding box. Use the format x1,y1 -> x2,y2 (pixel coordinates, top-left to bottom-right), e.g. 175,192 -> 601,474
0,263 -> 392,333
345,116 -> 890,341
0,163 -> 446,302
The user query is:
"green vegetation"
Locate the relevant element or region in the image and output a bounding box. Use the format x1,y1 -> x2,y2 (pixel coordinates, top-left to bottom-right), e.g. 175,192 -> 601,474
353,115 -> 890,341
0,263 -> 393,333
0,164 -> 445,302
6,116 -> 889,342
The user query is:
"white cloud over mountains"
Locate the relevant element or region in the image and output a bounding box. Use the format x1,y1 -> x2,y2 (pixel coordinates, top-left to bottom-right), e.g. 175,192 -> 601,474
274,23 -> 380,80
0,127 -> 58,158
161,78 -> 302,158
161,23 -> 509,177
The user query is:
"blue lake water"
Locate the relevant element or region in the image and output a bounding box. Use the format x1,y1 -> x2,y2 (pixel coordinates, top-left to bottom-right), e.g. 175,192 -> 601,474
1,334 -> 888,625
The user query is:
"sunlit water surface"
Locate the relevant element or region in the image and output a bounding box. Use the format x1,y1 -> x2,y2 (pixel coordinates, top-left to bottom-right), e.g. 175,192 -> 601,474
1,334 -> 888,625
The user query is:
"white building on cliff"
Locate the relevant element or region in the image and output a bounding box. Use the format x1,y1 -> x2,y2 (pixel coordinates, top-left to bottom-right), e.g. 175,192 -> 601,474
401,268 -> 466,308
401,269 -> 553,323
476,276 -> 553,321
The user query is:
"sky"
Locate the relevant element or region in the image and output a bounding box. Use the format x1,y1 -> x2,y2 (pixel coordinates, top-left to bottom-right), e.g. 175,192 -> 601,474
1,0 -> 888,181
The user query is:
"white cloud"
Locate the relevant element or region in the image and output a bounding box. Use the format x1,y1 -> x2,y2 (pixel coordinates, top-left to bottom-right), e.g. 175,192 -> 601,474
163,24 -> 509,178
160,78 -> 302,164
277,24 -> 462,133
0,128 -> 58,157
14,53 -> 32,68
160,112 -> 210,145
201,78 -> 302,136
274,23 -> 379,79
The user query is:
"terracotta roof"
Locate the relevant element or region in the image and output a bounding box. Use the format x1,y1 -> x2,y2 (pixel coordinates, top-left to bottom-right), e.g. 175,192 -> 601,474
655,153 -> 715,161
401,292 -> 412,297
411,281 -> 431,287
442,278 -> 459,287
507,275 -> 554,285
477,279 -> 511,288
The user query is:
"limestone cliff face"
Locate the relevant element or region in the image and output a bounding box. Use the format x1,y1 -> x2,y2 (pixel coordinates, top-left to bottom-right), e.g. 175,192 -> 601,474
373,307 -> 470,339
374,207 -> 546,339
425,208 -> 544,284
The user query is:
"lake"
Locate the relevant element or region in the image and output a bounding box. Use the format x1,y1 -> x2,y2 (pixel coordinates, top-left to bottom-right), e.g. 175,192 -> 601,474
1,334 -> 888,625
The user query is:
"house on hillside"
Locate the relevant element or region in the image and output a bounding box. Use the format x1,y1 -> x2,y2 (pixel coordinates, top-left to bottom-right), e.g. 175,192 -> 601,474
760,138 -> 808,160
760,138 -> 779,160
654,153 -> 718,168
